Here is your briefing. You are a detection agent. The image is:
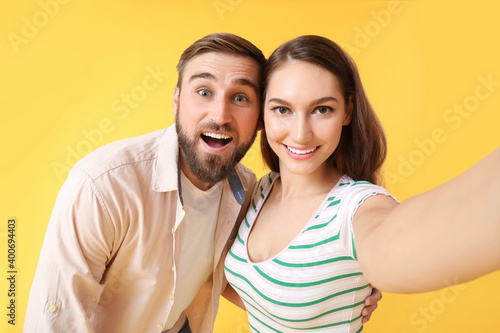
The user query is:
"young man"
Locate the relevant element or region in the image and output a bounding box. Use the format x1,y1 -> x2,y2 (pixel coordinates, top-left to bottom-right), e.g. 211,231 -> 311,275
24,33 -> 379,333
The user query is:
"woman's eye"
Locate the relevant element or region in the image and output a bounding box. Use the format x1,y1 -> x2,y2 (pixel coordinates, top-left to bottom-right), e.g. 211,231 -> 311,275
314,106 -> 333,114
272,106 -> 289,114
197,89 -> 210,97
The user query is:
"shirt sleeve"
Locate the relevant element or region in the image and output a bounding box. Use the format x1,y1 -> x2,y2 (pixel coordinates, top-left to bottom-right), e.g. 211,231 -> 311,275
24,167 -> 115,332
339,182 -> 398,260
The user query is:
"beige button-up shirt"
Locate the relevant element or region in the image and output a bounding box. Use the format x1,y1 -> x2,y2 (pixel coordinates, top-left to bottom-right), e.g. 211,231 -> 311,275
24,125 -> 256,333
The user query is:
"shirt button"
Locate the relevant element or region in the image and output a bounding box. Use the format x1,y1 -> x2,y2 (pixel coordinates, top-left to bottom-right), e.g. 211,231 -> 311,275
169,294 -> 174,300
157,323 -> 163,329
171,265 -> 175,272
171,227 -> 175,234
48,305 -> 58,313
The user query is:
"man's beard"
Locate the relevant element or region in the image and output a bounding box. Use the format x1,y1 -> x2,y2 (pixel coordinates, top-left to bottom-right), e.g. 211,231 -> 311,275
175,112 -> 256,185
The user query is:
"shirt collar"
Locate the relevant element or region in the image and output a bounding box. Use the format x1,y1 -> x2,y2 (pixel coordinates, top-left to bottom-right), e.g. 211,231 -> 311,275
151,124 -> 246,205
152,125 -> 179,192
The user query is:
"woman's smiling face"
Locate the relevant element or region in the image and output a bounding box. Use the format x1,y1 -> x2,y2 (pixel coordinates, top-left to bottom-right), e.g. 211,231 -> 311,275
264,60 -> 352,177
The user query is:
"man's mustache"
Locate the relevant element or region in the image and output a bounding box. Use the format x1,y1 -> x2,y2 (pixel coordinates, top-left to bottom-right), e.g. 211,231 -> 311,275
197,122 -> 238,139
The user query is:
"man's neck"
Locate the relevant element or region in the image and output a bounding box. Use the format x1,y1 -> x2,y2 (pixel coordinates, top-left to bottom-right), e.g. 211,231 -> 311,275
178,153 -> 214,191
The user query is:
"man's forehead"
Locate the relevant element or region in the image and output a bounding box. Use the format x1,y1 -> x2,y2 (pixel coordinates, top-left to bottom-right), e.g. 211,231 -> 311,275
184,52 -> 260,79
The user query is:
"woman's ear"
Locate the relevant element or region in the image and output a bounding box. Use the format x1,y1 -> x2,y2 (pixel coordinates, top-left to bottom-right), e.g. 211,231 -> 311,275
172,85 -> 180,116
343,96 -> 354,126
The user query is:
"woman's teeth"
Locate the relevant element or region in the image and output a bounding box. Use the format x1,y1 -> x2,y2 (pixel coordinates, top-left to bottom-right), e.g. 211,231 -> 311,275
286,146 -> 316,155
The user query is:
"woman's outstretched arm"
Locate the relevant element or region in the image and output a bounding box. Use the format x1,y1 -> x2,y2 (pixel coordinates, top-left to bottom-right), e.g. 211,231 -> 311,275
354,147 -> 500,294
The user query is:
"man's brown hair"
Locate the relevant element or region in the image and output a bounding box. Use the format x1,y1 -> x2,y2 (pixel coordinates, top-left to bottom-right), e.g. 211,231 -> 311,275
176,33 -> 267,94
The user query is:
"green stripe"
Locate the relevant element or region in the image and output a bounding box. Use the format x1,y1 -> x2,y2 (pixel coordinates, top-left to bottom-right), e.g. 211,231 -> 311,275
245,216 -> 250,228
356,325 -> 364,333
358,194 -> 368,204
273,256 -> 354,267
254,266 -> 362,287
268,172 -> 273,184
247,302 -> 364,330
305,315 -> 363,330
225,266 -> 369,307
304,214 -> 337,232
304,222 -> 328,232
327,196 -> 336,201
358,192 -> 378,204
260,185 -> 265,199
247,310 -> 284,333
237,233 -> 245,245
252,198 -> 257,213
339,182 -> 350,186
248,323 -> 261,333
229,249 -> 247,263
327,199 -> 341,208
305,315 -> 362,330
229,281 -> 365,323
352,181 -> 371,186
289,229 -> 340,249
352,233 -> 358,260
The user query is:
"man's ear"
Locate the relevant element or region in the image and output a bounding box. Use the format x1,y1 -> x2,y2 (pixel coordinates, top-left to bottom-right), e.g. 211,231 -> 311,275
343,96 -> 354,126
172,85 -> 180,116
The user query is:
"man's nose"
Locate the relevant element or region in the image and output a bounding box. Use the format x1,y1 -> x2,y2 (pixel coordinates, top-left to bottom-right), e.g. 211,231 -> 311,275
209,98 -> 232,125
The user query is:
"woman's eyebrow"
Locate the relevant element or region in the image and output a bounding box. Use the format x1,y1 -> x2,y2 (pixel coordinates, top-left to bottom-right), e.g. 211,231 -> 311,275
309,96 -> 339,106
267,97 -> 291,105
267,96 -> 339,106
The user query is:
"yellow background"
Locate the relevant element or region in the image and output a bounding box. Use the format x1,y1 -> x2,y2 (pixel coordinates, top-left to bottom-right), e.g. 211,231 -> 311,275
1,0 -> 499,332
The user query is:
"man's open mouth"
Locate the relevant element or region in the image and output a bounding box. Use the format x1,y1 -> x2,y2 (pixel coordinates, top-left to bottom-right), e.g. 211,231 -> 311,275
201,132 -> 233,148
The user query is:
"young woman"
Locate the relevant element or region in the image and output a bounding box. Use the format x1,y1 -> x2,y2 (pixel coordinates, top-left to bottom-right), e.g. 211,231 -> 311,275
224,35 -> 500,332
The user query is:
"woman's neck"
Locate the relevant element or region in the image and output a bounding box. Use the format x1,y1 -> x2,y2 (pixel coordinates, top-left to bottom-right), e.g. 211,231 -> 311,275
277,165 -> 342,200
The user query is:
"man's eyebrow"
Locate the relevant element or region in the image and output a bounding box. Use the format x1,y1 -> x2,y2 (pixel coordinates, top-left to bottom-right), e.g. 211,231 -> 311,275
189,72 -> 215,82
188,74 -> 258,94
232,78 -> 259,95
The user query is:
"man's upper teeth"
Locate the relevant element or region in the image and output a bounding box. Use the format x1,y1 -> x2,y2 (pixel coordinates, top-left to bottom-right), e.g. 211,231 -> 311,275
203,132 -> 231,139
287,146 -> 316,154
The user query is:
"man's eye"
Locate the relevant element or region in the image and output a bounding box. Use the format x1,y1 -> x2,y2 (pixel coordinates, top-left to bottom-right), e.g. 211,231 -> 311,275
234,95 -> 248,103
197,89 -> 210,97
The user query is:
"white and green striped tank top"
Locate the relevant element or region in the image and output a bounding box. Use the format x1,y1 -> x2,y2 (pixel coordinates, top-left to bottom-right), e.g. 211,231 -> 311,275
225,172 -> 394,332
